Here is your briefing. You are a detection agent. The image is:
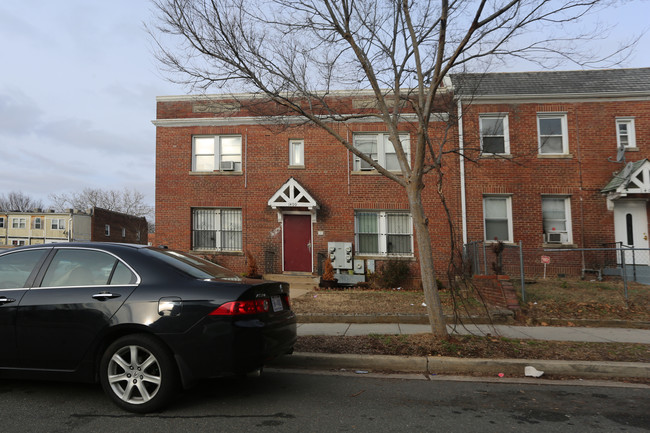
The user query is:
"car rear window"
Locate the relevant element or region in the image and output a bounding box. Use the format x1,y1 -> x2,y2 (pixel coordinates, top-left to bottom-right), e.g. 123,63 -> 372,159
143,248 -> 241,281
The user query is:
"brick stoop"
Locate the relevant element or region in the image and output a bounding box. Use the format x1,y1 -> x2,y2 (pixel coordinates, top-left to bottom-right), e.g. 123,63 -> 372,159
473,275 -> 521,311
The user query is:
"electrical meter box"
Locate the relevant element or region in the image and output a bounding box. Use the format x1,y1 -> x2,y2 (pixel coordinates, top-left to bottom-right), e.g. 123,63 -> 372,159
327,242 -> 353,270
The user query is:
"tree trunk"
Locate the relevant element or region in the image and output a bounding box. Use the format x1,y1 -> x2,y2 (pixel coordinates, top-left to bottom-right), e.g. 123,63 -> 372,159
406,182 -> 448,338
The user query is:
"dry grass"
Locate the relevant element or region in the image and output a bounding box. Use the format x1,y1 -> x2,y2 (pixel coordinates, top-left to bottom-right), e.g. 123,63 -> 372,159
292,277 -> 650,322
292,277 -> 650,368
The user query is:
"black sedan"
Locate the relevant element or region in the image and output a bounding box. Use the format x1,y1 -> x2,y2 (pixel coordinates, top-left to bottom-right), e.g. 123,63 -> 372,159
0,242 -> 296,412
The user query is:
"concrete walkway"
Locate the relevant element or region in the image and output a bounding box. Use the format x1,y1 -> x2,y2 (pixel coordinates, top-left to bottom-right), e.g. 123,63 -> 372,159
297,323 -> 650,344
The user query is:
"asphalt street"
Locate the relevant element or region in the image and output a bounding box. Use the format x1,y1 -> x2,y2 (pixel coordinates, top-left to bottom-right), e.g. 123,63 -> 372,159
0,370 -> 648,432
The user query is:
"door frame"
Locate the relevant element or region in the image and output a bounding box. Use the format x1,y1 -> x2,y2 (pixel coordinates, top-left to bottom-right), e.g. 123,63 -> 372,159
281,211 -> 314,273
613,200 -> 649,266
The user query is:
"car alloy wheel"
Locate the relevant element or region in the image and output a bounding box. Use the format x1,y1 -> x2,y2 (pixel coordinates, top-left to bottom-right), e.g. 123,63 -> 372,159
100,334 -> 178,413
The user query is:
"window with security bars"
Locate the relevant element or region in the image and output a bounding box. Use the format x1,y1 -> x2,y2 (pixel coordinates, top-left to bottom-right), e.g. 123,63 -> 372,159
192,208 -> 242,251
355,211 -> 413,256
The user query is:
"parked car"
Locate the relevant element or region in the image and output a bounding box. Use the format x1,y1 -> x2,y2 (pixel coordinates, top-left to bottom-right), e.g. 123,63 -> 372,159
0,242 -> 296,412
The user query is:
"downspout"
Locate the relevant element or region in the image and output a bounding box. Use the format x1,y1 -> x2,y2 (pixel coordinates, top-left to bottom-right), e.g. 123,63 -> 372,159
457,99 -> 468,246
575,108 -> 586,271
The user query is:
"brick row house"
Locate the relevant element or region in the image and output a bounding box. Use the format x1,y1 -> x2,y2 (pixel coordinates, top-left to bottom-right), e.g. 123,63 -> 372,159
154,68 -> 649,284
0,207 -> 149,247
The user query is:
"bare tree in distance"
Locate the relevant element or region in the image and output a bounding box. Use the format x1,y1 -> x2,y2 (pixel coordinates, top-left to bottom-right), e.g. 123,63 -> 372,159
49,188 -> 154,222
0,192 -> 45,212
148,0 -> 637,338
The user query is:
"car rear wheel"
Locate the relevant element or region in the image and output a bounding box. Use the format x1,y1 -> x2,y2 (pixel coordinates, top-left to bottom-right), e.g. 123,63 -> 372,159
99,334 -> 179,413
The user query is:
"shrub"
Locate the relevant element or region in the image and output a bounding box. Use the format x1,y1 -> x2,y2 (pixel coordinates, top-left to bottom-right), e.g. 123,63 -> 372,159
374,259 -> 411,289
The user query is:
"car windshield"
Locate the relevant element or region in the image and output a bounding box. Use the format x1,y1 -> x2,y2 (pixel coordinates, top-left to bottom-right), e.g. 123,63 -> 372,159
143,248 -> 241,281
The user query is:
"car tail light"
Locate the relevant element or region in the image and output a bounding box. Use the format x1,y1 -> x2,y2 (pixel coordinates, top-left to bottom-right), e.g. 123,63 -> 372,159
282,294 -> 291,309
209,299 -> 270,316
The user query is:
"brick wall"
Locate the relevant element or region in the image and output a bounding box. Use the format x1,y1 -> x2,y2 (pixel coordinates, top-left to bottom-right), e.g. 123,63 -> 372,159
155,92 -> 649,279
91,207 -> 149,244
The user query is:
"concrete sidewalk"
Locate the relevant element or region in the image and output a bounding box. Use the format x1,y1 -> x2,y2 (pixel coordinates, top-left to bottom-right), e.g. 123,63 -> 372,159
268,323 -> 650,381
297,322 -> 650,344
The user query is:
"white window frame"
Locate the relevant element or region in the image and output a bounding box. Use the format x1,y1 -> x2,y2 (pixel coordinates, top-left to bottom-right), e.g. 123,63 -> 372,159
12,218 -> 26,229
354,210 -> 413,257
0,217 -> 5,228
105,224 -> 111,236
616,118 -> 636,149
51,218 -> 65,230
542,196 -> 572,245
353,133 -> 410,172
537,113 -> 569,155
122,227 -> 126,238
33,217 -> 42,229
192,135 -> 242,172
192,208 -> 243,252
479,114 -> 510,155
483,196 -> 513,243
289,139 -> 304,166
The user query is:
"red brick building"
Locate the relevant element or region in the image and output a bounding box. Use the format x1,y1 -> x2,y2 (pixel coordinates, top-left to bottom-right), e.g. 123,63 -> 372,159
154,68 -> 649,282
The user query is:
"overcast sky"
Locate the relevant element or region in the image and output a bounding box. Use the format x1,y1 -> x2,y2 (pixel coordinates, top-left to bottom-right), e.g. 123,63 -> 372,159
1,1 -> 649,210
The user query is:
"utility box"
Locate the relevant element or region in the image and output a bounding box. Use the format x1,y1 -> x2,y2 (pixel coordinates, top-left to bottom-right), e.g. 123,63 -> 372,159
353,259 -> 365,275
328,242 -> 353,270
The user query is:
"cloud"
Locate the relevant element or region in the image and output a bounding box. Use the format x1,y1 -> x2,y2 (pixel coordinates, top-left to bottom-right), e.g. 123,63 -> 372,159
0,89 -> 44,135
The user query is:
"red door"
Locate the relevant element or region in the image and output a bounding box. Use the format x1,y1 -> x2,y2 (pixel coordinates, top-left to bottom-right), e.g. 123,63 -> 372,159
283,214 -> 312,272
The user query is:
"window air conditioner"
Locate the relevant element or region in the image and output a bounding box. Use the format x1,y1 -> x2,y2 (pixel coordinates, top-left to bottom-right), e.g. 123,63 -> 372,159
545,232 -> 565,244
220,161 -> 235,171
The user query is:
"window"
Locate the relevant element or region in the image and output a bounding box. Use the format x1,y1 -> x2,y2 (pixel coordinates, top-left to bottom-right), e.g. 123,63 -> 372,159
192,135 -> 242,172
121,227 -> 126,238
483,196 -> 512,242
51,219 -> 65,230
542,196 -> 572,244
192,208 -> 242,251
353,133 -> 410,172
136,231 -> 141,242
616,118 -> 636,149
105,225 -> 110,236
12,218 -> 26,229
289,139 -> 304,166
0,249 -> 48,289
355,211 -> 413,256
537,113 -> 568,154
40,249 -> 136,287
33,217 -> 42,229
0,217 -> 4,228
480,114 -> 509,154
11,240 -> 26,246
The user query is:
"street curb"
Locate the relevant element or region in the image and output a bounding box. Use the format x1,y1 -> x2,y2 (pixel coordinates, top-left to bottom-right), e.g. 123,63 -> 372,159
270,352 -> 650,379
296,314 -> 650,329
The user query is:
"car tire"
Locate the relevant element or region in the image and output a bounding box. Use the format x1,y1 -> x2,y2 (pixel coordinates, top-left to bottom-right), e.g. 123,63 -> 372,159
99,334 -> 179,413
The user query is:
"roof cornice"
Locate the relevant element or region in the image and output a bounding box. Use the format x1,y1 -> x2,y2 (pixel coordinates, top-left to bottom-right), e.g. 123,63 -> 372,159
459,92 -> 650,104
152,112 -> 449,127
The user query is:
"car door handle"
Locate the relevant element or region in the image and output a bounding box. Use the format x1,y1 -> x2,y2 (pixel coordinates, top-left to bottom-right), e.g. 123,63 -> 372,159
0,296 -> 16,304
92,292 -> 121,301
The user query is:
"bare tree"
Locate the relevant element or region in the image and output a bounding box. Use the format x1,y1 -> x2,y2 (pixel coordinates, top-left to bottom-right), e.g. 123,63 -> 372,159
49,187 -> 154,221
0,192 -> 44,212
148,0 -> 633,337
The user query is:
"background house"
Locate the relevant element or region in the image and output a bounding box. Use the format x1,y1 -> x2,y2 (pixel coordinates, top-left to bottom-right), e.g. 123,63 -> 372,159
154,68 -> 649,284
0,207 -> 148,247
